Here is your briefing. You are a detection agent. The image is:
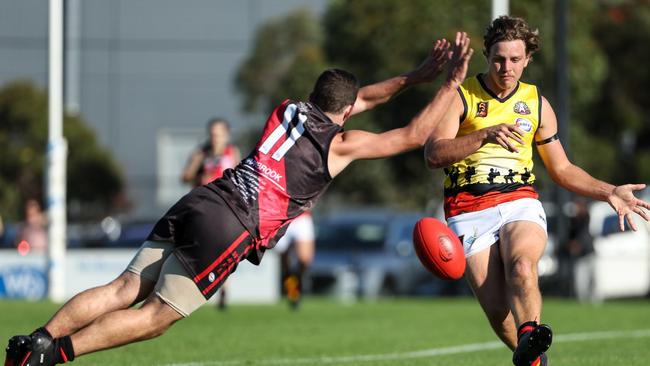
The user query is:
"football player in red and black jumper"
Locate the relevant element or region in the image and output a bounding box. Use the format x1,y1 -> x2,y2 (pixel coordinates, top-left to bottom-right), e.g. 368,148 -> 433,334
4,33 -> 473,366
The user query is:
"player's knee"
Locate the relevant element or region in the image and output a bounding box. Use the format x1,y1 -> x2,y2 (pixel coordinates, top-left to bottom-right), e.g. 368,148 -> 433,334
140,296 -> 183,337
507,257 -> 537,287
136,308 -> 179,340
110,272 -> 147,306
147,317 -> 176,339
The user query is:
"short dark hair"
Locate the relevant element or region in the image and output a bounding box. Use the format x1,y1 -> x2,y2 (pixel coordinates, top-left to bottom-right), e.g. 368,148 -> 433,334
309,69 -> 359,114
483,16 -> 540,57
206,117 -> 230,131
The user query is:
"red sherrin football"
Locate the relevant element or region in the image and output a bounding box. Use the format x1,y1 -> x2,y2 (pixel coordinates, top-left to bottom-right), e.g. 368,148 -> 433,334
412,217 -> 466,280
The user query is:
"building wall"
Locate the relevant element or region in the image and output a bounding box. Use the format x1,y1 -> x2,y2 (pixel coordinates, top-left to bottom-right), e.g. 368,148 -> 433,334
0,0 -> 328,219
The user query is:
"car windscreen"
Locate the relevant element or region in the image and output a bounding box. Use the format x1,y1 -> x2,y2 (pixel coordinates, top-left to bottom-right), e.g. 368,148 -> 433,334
316,219 -> 387,250
396,219 -> 417,243
602,214 -> 632,236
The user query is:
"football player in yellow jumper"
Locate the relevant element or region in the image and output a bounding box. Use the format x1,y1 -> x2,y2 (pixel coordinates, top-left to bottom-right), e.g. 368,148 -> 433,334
425,16 -> 650,366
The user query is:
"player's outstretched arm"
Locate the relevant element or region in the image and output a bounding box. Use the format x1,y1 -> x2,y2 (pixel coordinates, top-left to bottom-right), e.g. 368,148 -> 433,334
329,32 -> 473,177
349,39 -> 451,116
535,96 -> 650,231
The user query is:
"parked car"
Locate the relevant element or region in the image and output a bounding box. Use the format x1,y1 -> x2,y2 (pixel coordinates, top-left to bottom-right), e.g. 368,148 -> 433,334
67,218 -> 155,248
309,210 -> 467,299
588,201 -> 650,299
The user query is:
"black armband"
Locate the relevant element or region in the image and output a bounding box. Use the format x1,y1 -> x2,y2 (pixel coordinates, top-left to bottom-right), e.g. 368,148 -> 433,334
535,134 -> 559,146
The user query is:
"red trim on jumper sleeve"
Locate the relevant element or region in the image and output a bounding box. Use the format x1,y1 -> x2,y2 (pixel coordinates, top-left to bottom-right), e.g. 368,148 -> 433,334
192,230 -> 249,283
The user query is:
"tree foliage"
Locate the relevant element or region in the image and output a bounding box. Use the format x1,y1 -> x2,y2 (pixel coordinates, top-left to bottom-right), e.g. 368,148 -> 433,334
235,0 -> 650,210
589,1 -> 650,183
235,9 -> 326,113
0,81 -> 125,220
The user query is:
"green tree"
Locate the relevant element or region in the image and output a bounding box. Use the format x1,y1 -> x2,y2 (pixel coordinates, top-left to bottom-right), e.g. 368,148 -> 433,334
235,9 -> 326,114
0,81 -> 125,221
590,1 -> 650,184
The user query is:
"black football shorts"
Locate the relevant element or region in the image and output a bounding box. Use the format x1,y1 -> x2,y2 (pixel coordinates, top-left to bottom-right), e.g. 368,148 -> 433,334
147,186 -> 255,299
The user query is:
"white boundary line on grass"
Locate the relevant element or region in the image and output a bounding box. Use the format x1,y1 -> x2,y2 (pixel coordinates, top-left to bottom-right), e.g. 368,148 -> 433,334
161,328 -> 650,366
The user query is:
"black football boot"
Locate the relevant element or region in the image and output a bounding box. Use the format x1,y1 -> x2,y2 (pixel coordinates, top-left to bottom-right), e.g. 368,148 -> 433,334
19,329 -> 57,366
4,335 -> 32,366
512,321 -> 552,366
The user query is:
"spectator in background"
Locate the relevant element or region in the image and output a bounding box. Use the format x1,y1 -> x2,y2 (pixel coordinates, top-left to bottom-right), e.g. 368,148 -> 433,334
182,118 -> 241,187
0,213 -> 5,245
566,198 -> 598,303
181,117 -> 241,310
274,211 -> 315,310
16,199 -> 47,253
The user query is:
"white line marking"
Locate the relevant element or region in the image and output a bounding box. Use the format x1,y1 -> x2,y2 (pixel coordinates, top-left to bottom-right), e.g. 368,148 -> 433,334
160,328 -> 650,366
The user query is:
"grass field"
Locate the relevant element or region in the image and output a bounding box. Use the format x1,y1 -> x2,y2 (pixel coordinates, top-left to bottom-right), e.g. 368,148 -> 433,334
2,297 -> 649,366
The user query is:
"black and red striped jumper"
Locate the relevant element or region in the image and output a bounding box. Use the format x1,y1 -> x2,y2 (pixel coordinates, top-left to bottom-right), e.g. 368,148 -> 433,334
148,100 -> 341,298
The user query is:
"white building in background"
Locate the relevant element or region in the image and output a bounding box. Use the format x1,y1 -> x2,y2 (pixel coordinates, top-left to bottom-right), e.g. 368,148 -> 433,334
0,0 -> 328,219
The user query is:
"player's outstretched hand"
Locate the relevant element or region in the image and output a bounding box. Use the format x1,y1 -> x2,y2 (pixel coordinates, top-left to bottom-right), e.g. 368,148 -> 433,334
608,184 -> 650,231
410,39 -> 452,83
446,32 -> 474,88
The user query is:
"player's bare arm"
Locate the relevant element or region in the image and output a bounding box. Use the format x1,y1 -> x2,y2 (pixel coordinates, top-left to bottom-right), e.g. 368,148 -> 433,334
424,102 -> 526,168
330,32 -> 473,177
181,150 -> 204,183
535,96 -> 650,231
350,39 -> 451,116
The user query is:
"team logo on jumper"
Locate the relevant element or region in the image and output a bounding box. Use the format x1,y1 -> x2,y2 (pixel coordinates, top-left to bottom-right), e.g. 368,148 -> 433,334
515,118 -> 533,133
475,101 -> 489,117
208,272 -> 216,283
513,101 -> 531,115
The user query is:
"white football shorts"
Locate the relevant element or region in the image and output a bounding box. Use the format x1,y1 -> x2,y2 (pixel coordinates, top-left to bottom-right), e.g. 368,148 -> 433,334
446,198 -> 548,258
274,213 -> 315,253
